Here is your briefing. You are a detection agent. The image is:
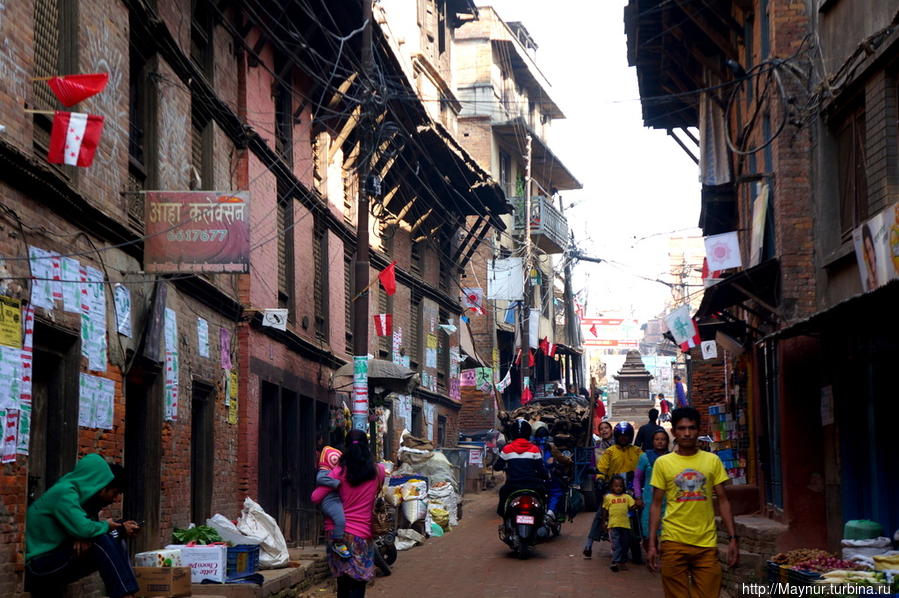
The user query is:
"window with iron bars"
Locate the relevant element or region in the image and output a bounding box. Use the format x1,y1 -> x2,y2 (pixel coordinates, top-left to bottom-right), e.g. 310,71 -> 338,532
377,285 -> 392,358
344,248 -> 354,354
410,241 -> 423,276
33,0 -> 77,163
409,293 -> 422,369
437,309 -> 448,392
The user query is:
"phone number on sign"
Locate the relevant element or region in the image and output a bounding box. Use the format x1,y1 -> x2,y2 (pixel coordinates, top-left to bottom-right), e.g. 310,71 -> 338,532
167,229 -> 228,242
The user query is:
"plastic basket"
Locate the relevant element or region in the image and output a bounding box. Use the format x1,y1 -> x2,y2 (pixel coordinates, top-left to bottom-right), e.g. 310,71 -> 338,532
766,562 -> 822,590
226,545 -> 259,581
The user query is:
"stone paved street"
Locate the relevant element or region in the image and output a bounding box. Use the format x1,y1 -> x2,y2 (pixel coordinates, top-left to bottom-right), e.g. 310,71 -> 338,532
308,489 -> 667,598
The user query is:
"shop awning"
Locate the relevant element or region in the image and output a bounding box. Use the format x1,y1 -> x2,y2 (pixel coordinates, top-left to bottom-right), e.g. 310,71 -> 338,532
333,358 -> 420,394
695,258 -> 781,322
761,278 -> 899,342
459,320 -> 487,367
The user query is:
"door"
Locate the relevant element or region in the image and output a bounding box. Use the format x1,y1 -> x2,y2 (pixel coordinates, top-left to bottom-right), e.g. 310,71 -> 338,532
28,324 -> 79,505
124,360 -> 162,552
191,381 -> 214,526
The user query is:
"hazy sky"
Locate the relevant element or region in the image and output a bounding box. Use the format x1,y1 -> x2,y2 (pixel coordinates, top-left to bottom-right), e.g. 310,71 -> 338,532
486,1 -> 702,322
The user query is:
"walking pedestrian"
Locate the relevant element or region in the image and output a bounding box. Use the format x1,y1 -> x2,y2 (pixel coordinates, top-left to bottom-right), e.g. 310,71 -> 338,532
647,408 -> 739,598
658,393 -> 671,422
634,428 -> 670,552
634,408 -> 664,451
602,475 -> 636,572
312,428 -> 386,598
673,375 -> 688,408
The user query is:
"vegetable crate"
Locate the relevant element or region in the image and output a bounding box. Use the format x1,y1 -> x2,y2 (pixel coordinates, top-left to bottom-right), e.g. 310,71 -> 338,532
226,545 -> 259,581
766,562 -> 822,589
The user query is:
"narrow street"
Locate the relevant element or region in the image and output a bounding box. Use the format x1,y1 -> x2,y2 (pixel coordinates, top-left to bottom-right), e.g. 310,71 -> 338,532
310,489 -> 666,598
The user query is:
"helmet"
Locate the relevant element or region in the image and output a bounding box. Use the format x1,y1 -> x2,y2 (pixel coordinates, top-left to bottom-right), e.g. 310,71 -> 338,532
613,422 -> 634,441
532,421 -> 550,438
508,418 -> 532,440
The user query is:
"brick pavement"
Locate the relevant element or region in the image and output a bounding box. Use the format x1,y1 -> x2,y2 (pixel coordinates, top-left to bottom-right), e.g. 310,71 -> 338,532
308,488 -> 668,598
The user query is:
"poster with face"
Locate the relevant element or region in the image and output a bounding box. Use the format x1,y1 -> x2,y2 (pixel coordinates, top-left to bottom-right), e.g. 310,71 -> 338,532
853,205 -> 897,292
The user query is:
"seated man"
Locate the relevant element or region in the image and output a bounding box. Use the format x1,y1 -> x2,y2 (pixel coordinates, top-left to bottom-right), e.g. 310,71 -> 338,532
26,453 -> 141,598
493,419 -> 548,516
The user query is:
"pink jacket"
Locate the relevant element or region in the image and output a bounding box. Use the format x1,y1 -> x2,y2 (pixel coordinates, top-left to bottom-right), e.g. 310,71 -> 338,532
312,464 -> 385,539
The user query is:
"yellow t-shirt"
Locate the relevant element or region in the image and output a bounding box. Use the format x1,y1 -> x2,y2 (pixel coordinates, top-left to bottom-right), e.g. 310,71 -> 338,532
597,444 -> 643,480
602,492 -> 635,529
650,451 -> 729,547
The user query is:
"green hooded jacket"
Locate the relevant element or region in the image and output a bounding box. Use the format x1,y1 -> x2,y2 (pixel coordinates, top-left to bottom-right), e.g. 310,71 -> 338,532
25,453 -> 114,561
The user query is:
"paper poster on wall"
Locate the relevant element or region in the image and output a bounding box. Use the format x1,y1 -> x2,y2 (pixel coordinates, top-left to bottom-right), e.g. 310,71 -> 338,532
0,346 -> 22,411
352,356 -> 368,430
80,266 -> 107,371
79,373 -> 115,430
0,296 -> 22,348
460,369 -> 476,387
220,328 -> 232,370
749,183 -> 769,267
425,334 -> 438,368
852,204 -> 899,292
16,401 -> 31,455
228,370 -> 238,425
197,318 -> 210,358
164,308 -> 179,421
61,257 -> 82,313
449,346 -> 460,377
395,395 -> 412,430
475,367 -> 493,392
2,410 -> 18,463
449,378 -> 461,402
28,246 -> 55,310
113,284 -> 132,337
424,402 -> 435,442
391,327 -> 403,365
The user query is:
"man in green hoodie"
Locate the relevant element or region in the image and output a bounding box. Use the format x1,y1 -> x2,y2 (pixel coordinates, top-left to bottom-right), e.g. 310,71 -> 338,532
25,453 -> 141,598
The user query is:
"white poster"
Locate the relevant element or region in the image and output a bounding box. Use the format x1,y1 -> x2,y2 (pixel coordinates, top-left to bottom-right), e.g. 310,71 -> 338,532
27,246 -> 54,310
197,318 -> 209,358
113,284 -> 132,337
395,395 -> 412,431
0,346 -> 22,411
262,309 -> 288,331
164,308 -> 179,421
749,183 -> 769,267
424,402 -> 436,442
487,257 -> 524,301
665,304 -> 695,346
80,266 -> 107,371
700,340 -> 718,360
61,257 -> 82,314
704,231 -> 742,271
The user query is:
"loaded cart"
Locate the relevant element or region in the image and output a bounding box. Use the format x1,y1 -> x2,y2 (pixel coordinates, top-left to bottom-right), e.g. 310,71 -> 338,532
498,394 -> 597,511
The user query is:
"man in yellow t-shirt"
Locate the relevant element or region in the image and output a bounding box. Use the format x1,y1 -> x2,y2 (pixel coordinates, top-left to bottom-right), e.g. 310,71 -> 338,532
648,407 -> 739,598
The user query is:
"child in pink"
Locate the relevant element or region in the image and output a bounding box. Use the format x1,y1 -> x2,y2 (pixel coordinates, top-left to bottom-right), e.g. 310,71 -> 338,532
315,446 -> 351,558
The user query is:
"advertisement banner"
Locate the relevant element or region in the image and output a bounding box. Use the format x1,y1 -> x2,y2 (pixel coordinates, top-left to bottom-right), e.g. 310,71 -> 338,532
145,191 -> 250,273
852,203 -> 899,292
352,356 -> 369,430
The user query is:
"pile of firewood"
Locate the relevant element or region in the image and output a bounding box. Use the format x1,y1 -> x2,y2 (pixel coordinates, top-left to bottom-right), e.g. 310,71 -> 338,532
498,399 -> 590,442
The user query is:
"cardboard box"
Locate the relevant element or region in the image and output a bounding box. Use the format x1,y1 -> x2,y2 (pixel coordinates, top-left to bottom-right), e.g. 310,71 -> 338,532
166,544 -> 227,583
135,548 -> 183,567
134,566 -> 191,597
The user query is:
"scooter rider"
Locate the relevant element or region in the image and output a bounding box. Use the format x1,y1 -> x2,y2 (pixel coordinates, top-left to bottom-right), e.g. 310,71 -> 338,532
494,419 -> 549,516
532,423 -> 572,521
583,422 -> 644,560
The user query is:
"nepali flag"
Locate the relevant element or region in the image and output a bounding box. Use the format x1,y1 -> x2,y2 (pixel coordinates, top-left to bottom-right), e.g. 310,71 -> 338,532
47,73 -> 109,107
539,337 -> 557,358
679,318 -> 701,353
589,323 -> 598,337
373,313 -> 392,336
48,112 -> 104,167
378,261 -> 397,296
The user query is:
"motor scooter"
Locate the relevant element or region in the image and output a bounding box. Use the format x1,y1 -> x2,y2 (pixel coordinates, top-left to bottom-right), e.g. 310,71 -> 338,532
498,488 -> 546,559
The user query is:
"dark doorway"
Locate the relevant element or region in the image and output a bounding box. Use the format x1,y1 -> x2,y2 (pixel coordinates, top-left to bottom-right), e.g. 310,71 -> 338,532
258,381 -> 302,544
191,381 -> 214,526
28,323 -> 79,505
124,360 -> 162,552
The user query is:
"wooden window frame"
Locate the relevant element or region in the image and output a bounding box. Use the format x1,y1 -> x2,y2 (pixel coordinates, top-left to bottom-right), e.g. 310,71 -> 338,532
314,218 -> 328,340
836,101 -> 868,239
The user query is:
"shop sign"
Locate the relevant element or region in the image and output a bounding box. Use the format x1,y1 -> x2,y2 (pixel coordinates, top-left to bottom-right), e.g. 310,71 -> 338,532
145,191 -> 250,273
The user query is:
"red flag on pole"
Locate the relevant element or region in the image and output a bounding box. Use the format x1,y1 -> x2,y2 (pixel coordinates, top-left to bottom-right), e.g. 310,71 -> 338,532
528,349 -> 535,368
589,323 -> 598,337
373,313 -> 392,336
521,386 -> 534,405
539,337 -> 549,354
378,261 -> 397,296
47,112 -> 104,167
47,73 -> 109,106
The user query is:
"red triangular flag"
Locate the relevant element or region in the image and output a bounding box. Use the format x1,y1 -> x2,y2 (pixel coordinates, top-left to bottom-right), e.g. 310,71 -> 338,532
547,340 -> 557,358
373,313 -> 392,336
378,261 -> 397,296
701,258 -> 721,281
589,323 -> 598,337
528,349 -> 535,368
47,112 -> 104,167
47,73 -> 109,107
539,337 -> 549,354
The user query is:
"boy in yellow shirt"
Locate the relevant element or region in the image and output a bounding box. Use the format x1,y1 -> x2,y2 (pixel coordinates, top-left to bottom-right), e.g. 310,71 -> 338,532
648,407 -> 739,598
602,475 -> 636,571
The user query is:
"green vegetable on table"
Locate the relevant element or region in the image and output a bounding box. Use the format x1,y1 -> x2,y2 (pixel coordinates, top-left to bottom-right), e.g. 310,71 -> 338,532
172,525 -> 223,545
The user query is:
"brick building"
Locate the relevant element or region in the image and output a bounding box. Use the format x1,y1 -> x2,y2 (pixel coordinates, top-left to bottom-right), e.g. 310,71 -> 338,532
451,7 -> 584,426
626,0 -> 899,586
0,1 -> 506,595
